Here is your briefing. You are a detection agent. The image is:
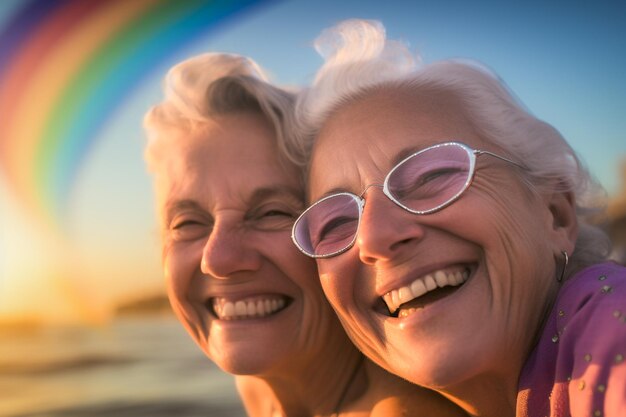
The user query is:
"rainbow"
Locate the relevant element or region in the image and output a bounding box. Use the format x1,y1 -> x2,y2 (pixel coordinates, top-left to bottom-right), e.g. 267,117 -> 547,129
0,0 -> 269,227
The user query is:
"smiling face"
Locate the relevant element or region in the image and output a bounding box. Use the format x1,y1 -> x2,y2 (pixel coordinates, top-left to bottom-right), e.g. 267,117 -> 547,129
157,111 -> 343,376
308,88 -> 569,393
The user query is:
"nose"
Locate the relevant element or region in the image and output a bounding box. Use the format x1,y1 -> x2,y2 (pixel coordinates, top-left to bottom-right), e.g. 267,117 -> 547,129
356,189 -> 425,265
200,218 -> 262,279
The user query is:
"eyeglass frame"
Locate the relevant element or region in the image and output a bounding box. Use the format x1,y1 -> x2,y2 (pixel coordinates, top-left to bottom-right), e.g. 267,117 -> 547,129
291,141 -> 525,259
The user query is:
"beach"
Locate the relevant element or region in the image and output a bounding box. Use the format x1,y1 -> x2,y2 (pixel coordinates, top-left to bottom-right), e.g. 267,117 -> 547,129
0,316 -> 246,417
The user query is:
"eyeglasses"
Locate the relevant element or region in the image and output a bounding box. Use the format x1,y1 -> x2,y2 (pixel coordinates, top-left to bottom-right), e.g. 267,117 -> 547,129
292,141 -> 524,258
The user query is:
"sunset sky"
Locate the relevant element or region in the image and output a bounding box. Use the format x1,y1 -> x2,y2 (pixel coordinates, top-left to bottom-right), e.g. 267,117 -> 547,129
1,0 -> 624,324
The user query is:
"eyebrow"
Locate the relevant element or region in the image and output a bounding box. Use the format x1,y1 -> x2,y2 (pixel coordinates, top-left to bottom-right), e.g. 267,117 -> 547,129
163,199 -> 205,225
390,145 -> 426,166
313,145 -> 427,200
164,185 -> 305,221
248,185 -> 305,209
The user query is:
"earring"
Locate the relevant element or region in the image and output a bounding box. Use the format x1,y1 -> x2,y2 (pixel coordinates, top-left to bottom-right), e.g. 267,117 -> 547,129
557,250 -> 569,283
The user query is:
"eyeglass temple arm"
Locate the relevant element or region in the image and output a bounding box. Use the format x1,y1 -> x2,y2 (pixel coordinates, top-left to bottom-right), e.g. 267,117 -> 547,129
474,150 -> 525,170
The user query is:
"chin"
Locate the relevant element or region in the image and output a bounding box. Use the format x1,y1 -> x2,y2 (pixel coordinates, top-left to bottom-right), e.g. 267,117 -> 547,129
378,337 -> 463,389
204,337 -> 286,375
204,324 -> 300,377
402,362 -> 462,390
212,352 -> 274,376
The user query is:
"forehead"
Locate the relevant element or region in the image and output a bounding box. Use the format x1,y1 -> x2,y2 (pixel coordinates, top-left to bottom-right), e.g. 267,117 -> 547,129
309,88 -> 480,198
156,112 -> 300,206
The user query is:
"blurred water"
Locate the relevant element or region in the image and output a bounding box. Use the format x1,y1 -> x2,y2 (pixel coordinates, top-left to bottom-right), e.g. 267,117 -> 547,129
0,316 -> 246,417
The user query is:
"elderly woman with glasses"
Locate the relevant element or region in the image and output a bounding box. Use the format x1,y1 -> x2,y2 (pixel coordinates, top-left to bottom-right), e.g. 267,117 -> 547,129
143,52 -> 468,416
291,19 -> 626,417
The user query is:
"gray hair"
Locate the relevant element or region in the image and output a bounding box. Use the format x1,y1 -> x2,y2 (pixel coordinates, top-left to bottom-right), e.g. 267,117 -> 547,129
144,53 -> 305,175
293,19 -> 610,271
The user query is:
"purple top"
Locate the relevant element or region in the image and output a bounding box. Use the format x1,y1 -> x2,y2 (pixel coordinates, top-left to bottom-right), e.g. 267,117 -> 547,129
517,262 -> 626,417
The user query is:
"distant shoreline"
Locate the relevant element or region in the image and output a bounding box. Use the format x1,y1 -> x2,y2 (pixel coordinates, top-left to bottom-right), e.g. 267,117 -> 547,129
0,293 -> 174,331
115,292 -> 172,317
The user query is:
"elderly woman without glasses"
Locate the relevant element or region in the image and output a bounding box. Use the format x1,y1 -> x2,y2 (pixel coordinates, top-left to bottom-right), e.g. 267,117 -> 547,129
143,53 -> 467,416
291,19 -> 626,417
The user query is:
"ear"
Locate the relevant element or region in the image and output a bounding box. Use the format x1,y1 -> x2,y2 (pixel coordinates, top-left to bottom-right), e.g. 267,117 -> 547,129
545,189 -> 578,256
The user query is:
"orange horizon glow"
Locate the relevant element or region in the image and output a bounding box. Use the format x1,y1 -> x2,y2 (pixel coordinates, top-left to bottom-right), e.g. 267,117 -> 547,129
0,179 -> 164,327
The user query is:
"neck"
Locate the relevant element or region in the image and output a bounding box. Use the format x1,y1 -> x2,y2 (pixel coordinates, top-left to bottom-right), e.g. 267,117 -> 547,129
238,340 -> 366,417
439,373 -> 518,417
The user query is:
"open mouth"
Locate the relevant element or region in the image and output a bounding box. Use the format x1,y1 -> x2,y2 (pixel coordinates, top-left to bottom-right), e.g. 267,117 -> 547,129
381,266 -> 472,318
208,295 -> 292,320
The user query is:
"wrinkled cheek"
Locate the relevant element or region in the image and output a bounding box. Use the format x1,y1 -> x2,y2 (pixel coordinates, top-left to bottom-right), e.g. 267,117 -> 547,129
163,261 -> 184,308
318,258 -> 361,310
317,269 -> 358,332
163,251 -> 188,291
341,311 -> 388,371
162,258 -> 205,342
318,268 -> 379,360
344,305 -> 375,338
318,270 -> 346,312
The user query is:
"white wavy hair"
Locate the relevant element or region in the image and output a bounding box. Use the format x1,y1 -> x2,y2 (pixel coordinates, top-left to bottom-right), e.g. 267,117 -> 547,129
144,53 -> 304,176
293,19 -> 610,271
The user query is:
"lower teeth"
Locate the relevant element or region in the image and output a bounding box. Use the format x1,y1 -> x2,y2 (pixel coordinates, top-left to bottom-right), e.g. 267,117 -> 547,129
398,307 -> 421,318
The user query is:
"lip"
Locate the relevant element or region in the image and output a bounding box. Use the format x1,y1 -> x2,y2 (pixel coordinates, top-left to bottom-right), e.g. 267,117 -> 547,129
373,263 -> 477,321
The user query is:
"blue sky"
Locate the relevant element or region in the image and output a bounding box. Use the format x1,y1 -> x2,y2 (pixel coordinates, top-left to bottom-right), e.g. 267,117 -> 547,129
1,0 -> 625,321
165,0 -> 626,192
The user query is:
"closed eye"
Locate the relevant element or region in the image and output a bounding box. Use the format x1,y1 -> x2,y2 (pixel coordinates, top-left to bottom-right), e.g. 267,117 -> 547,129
172,219 -> 203,229
263,209 -> 294,217
251,205 -> 299,231
317,216 -> 354,241
170,218 -> 211,241
417,167 -> 463,185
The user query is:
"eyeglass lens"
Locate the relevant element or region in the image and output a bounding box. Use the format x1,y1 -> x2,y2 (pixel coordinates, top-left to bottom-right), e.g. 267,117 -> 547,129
295,143 -> 473,257
386,144 -> 471,212
293,194 -> 361,256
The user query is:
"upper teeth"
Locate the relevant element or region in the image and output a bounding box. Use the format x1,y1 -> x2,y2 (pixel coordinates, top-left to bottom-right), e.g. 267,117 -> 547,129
212,296 -> 286,320
382,268 -> 469,314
